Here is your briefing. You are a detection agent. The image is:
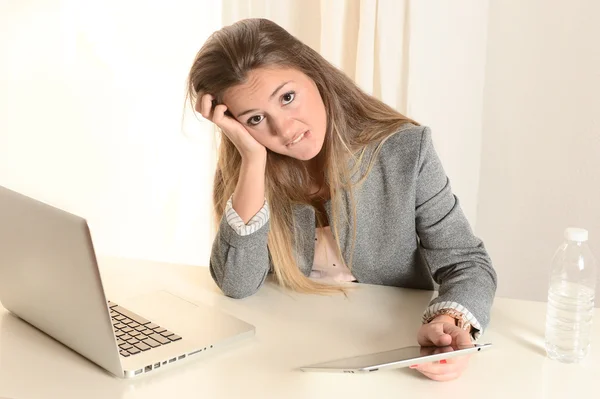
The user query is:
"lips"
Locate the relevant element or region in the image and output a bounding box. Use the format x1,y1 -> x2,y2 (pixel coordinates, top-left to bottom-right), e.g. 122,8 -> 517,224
287,131 -> 307,146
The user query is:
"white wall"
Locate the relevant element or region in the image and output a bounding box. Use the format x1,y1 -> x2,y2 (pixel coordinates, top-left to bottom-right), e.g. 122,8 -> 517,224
477,0 -> 600,302
0,0 -> 220,266
407,1 -> 490,227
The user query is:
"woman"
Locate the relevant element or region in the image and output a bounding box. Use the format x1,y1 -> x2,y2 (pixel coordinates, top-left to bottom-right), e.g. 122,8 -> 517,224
186,18 -> 497,381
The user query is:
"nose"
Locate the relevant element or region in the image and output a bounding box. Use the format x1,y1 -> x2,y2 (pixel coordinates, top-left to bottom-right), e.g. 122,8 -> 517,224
269,115 -> 295,140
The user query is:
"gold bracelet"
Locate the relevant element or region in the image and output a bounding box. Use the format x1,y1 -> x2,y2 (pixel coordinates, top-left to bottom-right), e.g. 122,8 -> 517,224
425,308 -> 472,332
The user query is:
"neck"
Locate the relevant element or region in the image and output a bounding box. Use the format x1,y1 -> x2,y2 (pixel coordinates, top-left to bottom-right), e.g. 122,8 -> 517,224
305,148 -> 328,198
304,148 -> 330,227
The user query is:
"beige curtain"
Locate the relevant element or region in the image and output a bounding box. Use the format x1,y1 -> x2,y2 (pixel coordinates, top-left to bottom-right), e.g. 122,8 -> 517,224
222,0 -> 411,114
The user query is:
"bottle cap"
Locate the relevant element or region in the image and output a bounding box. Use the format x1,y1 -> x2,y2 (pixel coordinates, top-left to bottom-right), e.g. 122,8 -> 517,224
564,227 -> 589,242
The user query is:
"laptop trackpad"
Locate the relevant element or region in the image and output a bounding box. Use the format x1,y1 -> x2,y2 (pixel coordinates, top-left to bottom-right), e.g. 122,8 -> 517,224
116,290 -> 254,345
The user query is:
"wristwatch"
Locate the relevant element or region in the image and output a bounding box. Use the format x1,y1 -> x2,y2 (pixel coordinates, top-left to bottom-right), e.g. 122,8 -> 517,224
425,308 -> 472,332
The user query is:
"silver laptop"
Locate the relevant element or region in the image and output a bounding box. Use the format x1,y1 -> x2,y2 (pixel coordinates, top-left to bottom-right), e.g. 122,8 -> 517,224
0,185 -> 255,378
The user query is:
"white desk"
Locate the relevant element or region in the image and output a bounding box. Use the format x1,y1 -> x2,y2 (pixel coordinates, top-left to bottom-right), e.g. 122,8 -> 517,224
0,257 -> 598,399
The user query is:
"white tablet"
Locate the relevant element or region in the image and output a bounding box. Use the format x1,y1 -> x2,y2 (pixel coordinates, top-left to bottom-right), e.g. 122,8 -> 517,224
299,343 -> 492,373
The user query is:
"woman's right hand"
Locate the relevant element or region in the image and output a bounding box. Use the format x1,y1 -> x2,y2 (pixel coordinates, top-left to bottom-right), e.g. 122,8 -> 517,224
196,93 -> 267,162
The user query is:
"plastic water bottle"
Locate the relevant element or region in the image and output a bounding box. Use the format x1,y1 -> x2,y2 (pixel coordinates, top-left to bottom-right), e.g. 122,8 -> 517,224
545,227 -> 597,363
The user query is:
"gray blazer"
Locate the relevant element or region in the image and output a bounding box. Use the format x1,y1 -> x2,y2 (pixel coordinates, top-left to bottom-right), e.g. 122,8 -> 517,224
209,125 -> 497,331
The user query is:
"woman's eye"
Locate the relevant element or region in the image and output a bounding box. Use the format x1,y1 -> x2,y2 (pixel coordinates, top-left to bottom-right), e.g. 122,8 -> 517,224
282,91 -> 295,105
247,115 -> 264,126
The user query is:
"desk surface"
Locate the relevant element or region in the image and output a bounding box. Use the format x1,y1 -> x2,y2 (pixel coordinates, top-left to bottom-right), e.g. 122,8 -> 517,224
1,257 -> 598,399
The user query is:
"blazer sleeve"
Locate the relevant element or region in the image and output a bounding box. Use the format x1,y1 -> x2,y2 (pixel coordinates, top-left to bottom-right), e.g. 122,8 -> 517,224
414,127 -> 498,335
209,196 -> 272,298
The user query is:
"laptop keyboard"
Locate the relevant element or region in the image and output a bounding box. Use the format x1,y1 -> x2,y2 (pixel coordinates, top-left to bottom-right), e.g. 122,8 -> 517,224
108,301 -> 182,357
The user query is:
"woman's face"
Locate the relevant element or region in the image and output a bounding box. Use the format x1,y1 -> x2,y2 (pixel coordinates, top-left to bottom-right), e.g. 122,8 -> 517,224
222,67 -> 327,161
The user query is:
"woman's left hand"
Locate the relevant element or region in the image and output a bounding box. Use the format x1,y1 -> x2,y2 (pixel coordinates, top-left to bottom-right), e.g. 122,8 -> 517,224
412,315 -> 474,381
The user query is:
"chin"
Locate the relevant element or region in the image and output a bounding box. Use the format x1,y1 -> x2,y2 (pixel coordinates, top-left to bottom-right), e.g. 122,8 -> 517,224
294,153 -> 318,161
290,145 -> 323,161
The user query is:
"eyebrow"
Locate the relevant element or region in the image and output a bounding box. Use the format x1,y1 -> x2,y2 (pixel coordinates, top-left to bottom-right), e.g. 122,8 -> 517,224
235,81 -> 293,118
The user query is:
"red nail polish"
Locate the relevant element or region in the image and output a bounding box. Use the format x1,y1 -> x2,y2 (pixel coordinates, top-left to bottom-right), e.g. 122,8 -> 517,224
440,359 -> 447,364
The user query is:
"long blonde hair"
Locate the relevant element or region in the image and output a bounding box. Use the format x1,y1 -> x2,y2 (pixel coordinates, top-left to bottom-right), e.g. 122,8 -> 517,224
186,18 -> 417,294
